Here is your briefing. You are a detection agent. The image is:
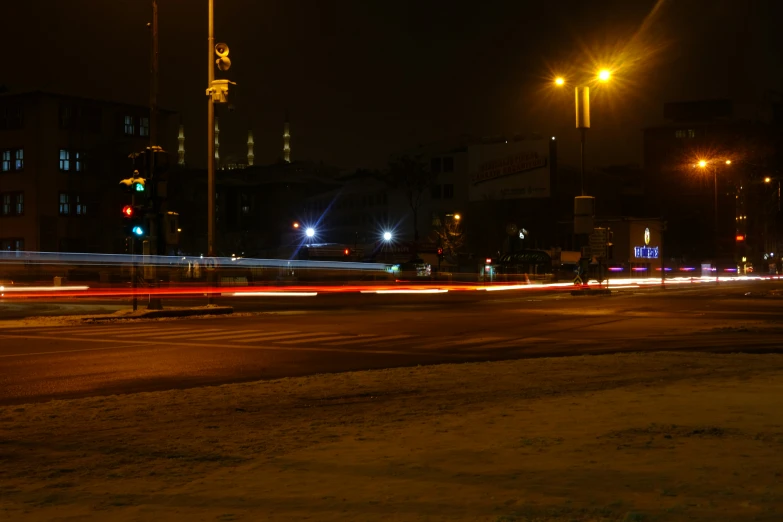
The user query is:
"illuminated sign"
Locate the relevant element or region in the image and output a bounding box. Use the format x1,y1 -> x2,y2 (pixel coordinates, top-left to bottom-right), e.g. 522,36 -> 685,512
634,246 -> 659,259
644,227 -> 650,246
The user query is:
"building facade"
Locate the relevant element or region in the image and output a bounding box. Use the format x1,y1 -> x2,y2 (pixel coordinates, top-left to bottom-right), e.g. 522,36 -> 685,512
0,91 -> 176,253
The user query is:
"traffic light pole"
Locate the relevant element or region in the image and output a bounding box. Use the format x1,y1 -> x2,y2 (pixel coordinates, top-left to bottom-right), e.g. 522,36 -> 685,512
147,0 -> 164,310
131,192 -> 138,311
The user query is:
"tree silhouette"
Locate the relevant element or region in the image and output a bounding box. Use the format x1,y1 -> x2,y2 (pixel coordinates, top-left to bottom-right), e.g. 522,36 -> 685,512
385,155 -> 434,242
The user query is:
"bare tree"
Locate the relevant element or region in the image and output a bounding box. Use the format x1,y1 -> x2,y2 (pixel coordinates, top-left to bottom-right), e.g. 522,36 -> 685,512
385,155 -> 434,242
431,219 -> 466,258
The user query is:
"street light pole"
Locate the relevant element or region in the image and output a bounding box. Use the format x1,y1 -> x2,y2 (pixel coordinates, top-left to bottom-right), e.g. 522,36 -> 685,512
207,0 -> 215,257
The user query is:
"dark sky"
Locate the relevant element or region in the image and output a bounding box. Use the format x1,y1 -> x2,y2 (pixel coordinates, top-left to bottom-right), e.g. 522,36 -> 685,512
4,0 -> 782,170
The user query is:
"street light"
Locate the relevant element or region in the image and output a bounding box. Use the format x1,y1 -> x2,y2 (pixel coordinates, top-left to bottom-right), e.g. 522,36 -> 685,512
305,227 -> 315,238
554,77 -> 565,86
598,69 -> 611,82
453,213 -> 461,221
383,231 -> 392,241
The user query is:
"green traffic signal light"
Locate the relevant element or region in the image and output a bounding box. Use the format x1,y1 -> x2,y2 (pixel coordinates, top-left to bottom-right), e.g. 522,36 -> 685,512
134,182 -> 145,192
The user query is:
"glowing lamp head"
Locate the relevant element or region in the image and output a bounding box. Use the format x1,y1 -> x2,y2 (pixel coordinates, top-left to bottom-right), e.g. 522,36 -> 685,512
598,69 -> 611,82
453,213 -> 461,221
292,222 -> 300,229
383,231 -> 392,241
698,160 -> 707,168
725,160 -> 732,165
132,225 -> 144,237
305,227 -> 315,238
554,77 -> 565,86
765,177 -> 772,183
122,205 -> 134,217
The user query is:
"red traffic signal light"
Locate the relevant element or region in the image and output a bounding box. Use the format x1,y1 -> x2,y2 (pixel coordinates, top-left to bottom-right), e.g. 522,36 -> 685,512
343,248 -> 351,256
437,247 -> 444,256
122,205 -> 135,218
736,234 -> 745,241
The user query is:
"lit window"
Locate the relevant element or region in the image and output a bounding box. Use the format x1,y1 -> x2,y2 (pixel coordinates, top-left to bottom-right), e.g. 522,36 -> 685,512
59,193 -> 70,215
140,117 -> 150,137
59,149 -> 70,171
1,194 -> 9,215
75,151 -> 82,172
75,195 -> 86,216
14,149 -> 23,170
124,116 -> 135,135
1,150 -> 9,172
15,193 -> 23,215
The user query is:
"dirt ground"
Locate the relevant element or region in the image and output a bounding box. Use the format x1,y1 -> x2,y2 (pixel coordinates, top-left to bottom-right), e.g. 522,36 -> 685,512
1,351 -> 782,522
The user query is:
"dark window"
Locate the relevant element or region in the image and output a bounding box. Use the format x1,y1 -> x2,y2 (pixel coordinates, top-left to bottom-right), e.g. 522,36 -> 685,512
443,184 -> 454,199
0,238 -> 24,252
431,184 -> 442,200
443,157 -> 454,173
59,105 -> 73,128
675,129 -> 697,138
1,192 -> 23,216
0,105 -> 23,130
75,195 -> 87,216
431,157 -> 442,173
59,193 -> 70,215
124,116 -> 135,136
75,151 -> 83,172
140,117 -> 150,137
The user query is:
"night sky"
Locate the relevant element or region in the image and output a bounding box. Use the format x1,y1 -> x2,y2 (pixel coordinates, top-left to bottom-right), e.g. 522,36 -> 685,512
4,0 -> 781,171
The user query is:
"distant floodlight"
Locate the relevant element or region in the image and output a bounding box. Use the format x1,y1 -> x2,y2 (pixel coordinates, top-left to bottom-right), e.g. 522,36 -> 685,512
698,160 -> 707,168
554,77 -> 565,86
305,227 -> 315,237
383,231 -> 392,241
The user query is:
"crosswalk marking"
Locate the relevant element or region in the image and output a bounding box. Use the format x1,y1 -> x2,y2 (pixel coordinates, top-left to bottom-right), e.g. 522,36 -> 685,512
185,330 -> 299,342
322,334 -> 414,346
71,326 -> 195,336
151,329 -> 238,340
156,328 -> 253,339
235,331 -> 337,344
276,334 -> 374,345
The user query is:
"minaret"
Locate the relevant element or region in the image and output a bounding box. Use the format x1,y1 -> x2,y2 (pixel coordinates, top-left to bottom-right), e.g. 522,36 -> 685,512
177,124 -> 185,165
283,111 -> 291,163
214,117 -> 220,169
247,130 -> 255,166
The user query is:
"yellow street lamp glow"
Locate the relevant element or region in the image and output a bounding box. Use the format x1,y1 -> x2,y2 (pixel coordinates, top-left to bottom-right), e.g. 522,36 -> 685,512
725,160 -> 732,165
765,177 -> 772,183
554,77 -> 565,86
698,160 -> 707,168
453,213 -> 461,221
598,69 -> 611,82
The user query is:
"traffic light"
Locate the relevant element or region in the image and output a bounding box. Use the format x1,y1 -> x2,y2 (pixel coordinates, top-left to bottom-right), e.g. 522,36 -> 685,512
437,247 -> 444,257
119,172 -> 147,194
122,205 -> 147,237
343,248 -> 352,257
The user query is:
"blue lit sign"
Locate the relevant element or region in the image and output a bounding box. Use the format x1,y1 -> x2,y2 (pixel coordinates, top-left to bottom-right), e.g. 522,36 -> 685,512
634,246 -> 659,259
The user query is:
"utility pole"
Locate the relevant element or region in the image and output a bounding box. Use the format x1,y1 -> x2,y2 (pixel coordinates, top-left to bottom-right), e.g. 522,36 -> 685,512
148,0 -> 163,309
207,0 -> 215,257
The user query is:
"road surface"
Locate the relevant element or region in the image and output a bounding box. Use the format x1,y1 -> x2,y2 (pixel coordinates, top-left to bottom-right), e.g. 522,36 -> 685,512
1,281 -> 782,405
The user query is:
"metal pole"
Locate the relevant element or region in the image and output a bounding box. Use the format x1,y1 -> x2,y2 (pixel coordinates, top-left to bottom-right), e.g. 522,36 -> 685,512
660,223 -> 664,287
714,166 -> 719,284
131,193 -> 137,311
207,0 -> 215,258
580,127 -> 586,197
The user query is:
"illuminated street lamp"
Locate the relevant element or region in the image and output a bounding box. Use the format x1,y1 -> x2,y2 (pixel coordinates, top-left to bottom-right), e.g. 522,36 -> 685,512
553,68 -> 613,197
453,213 -> 461,221
305,227 -> 315,238
383,231 -> 392,241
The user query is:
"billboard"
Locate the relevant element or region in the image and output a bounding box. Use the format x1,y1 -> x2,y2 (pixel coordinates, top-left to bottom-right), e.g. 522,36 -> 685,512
468,139 -> 551,201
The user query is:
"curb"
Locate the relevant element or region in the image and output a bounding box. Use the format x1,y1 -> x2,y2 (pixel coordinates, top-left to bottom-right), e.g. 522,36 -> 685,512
570,289 -> 613,296
82,306 -> 234,322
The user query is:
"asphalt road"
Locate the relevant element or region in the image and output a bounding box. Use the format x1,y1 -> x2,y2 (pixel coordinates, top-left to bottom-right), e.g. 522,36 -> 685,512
1,281 -> 782,405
